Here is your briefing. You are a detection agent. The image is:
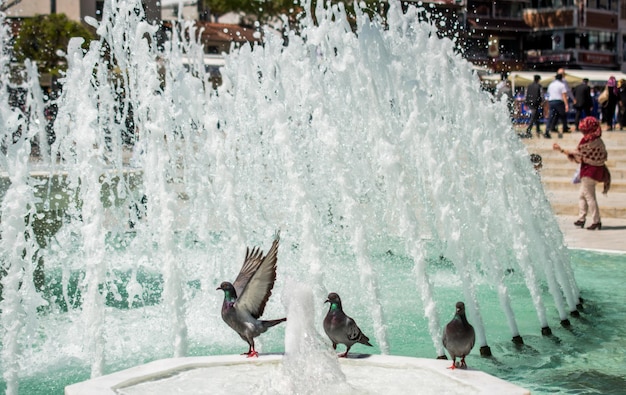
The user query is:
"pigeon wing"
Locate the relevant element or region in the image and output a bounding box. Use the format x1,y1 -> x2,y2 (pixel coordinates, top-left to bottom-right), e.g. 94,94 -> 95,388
346,317 -> 362,341
346,317 -> 371,345
235,234 -> 280,319
467,325 -> 476,350
232,246 -> 264,298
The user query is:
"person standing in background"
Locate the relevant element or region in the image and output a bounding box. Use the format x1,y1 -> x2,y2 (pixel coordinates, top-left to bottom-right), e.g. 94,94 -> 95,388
557,68 -> 573,132
523,74 -> 543,138
618,79 -> 626,130
546,73 -> 569,139
591,86 -> 601,119
557,68 -> 574,101
602,76 -> 619,131
572,78 -> 593,131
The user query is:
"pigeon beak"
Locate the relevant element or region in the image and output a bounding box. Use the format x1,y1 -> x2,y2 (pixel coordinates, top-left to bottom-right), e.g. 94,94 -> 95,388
324,299 -> 330,304
216,285 -> 222,291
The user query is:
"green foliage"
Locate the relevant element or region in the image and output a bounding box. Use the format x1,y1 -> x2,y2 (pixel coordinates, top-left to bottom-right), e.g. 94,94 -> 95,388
13,13 -> 94,76
201,0 -> 241,17
201,0 -> 385,25
202,0 -> 297,22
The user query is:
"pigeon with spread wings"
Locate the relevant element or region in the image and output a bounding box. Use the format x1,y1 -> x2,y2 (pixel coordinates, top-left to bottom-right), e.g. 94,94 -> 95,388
216,232 -> 286,357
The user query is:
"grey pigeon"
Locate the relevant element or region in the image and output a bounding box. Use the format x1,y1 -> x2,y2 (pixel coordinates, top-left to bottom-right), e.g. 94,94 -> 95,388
442,301 -> 475,369
216,232 -> 286,357
323,292 -> 373,357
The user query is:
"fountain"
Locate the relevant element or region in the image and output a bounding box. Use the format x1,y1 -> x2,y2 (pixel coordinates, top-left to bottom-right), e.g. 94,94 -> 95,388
3,0 -> 618,393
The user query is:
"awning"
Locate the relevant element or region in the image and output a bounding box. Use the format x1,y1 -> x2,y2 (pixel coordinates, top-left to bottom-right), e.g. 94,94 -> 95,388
507,70 -> 626,91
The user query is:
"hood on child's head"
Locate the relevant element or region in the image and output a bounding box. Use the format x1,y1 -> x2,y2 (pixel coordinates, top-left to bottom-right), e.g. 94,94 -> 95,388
579,116 -> 601,135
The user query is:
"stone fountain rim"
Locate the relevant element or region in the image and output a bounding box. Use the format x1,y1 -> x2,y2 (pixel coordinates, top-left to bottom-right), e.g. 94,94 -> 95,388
64,354 -> 529,395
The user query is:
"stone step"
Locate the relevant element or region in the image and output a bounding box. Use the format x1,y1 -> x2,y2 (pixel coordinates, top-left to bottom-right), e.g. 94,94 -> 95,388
518,128 -> 626,144
529,146 -> 626,160
540,176 -> 626,192
538,160 -> 626,170
540,167 -> 626,179
544,189 -> 626,219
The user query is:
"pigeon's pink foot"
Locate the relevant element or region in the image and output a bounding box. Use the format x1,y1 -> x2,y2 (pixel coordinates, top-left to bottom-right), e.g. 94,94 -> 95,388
246,350 -> 259,358
447,361 -> 457,370
338,352 -> 348,358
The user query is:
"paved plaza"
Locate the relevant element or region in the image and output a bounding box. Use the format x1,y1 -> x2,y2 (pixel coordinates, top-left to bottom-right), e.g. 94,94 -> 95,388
558,215 -> 626,252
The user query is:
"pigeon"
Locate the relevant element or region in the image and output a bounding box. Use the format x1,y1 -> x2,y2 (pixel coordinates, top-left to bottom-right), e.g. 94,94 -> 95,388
216,232 -> 286,357
323,292 -> 373,357
442,301 -> 475,369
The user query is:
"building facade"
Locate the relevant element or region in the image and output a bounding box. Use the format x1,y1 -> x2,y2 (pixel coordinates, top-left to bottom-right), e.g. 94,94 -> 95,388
523,0 -> 619,70
2,0 -> 160,24
3,0 -> 625,72
463,0 -> 623,71
463,0 -> 533,71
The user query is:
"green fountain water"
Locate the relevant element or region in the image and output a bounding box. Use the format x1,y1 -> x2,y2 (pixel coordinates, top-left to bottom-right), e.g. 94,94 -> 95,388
2,1 -> 617,394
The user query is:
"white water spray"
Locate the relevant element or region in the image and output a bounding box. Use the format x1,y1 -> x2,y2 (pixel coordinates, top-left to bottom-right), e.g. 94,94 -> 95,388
0,0 -> 582,390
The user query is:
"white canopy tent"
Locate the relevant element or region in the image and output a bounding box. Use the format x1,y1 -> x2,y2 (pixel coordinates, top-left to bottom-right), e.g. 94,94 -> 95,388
564,70 -> 626,85
507,70 -> 626,91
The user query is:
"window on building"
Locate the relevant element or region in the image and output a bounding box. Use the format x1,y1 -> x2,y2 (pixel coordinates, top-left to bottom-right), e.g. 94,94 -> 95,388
578,31 -> 616,51
564,32 -> 576,49
524,33 -> 554,52
599,31 -> 616,51
463,38 -> 489,59
470,1 -> 491,17
96,1 -> 105,20
508,2 -> 528,18
588,0 -> 617,11
526,31 -> 617,52
579,33 -> 589,49
532,0 -> 575,8
493,1 -> 528,18
498,38 -> 522,60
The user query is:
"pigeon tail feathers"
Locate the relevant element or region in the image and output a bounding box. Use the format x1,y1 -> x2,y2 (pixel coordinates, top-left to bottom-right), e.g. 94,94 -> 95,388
359,333 -> 373,347
261,317 -> 287,330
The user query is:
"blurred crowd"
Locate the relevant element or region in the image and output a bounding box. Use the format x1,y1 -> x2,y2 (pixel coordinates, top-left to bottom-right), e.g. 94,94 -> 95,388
489,70 -> 626,136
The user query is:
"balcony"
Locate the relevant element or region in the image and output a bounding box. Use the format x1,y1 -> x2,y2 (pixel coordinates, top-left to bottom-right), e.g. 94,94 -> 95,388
525,49 -> 617,68
523,6 -> 618,30
467,0 -> 531,34
523,7 -> 576,29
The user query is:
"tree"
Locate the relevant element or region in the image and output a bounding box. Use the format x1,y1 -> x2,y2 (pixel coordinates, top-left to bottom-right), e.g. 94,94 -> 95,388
199,0 -> 298,23
199,0 -> 386,26
0,1 -> 23,13
13,13 -> 94,77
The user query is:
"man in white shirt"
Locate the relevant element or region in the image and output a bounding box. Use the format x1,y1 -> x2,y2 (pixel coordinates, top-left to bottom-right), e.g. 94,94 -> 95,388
557,68 -> 573,132
557,68 -> 575,102
545,73 -> 569,138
